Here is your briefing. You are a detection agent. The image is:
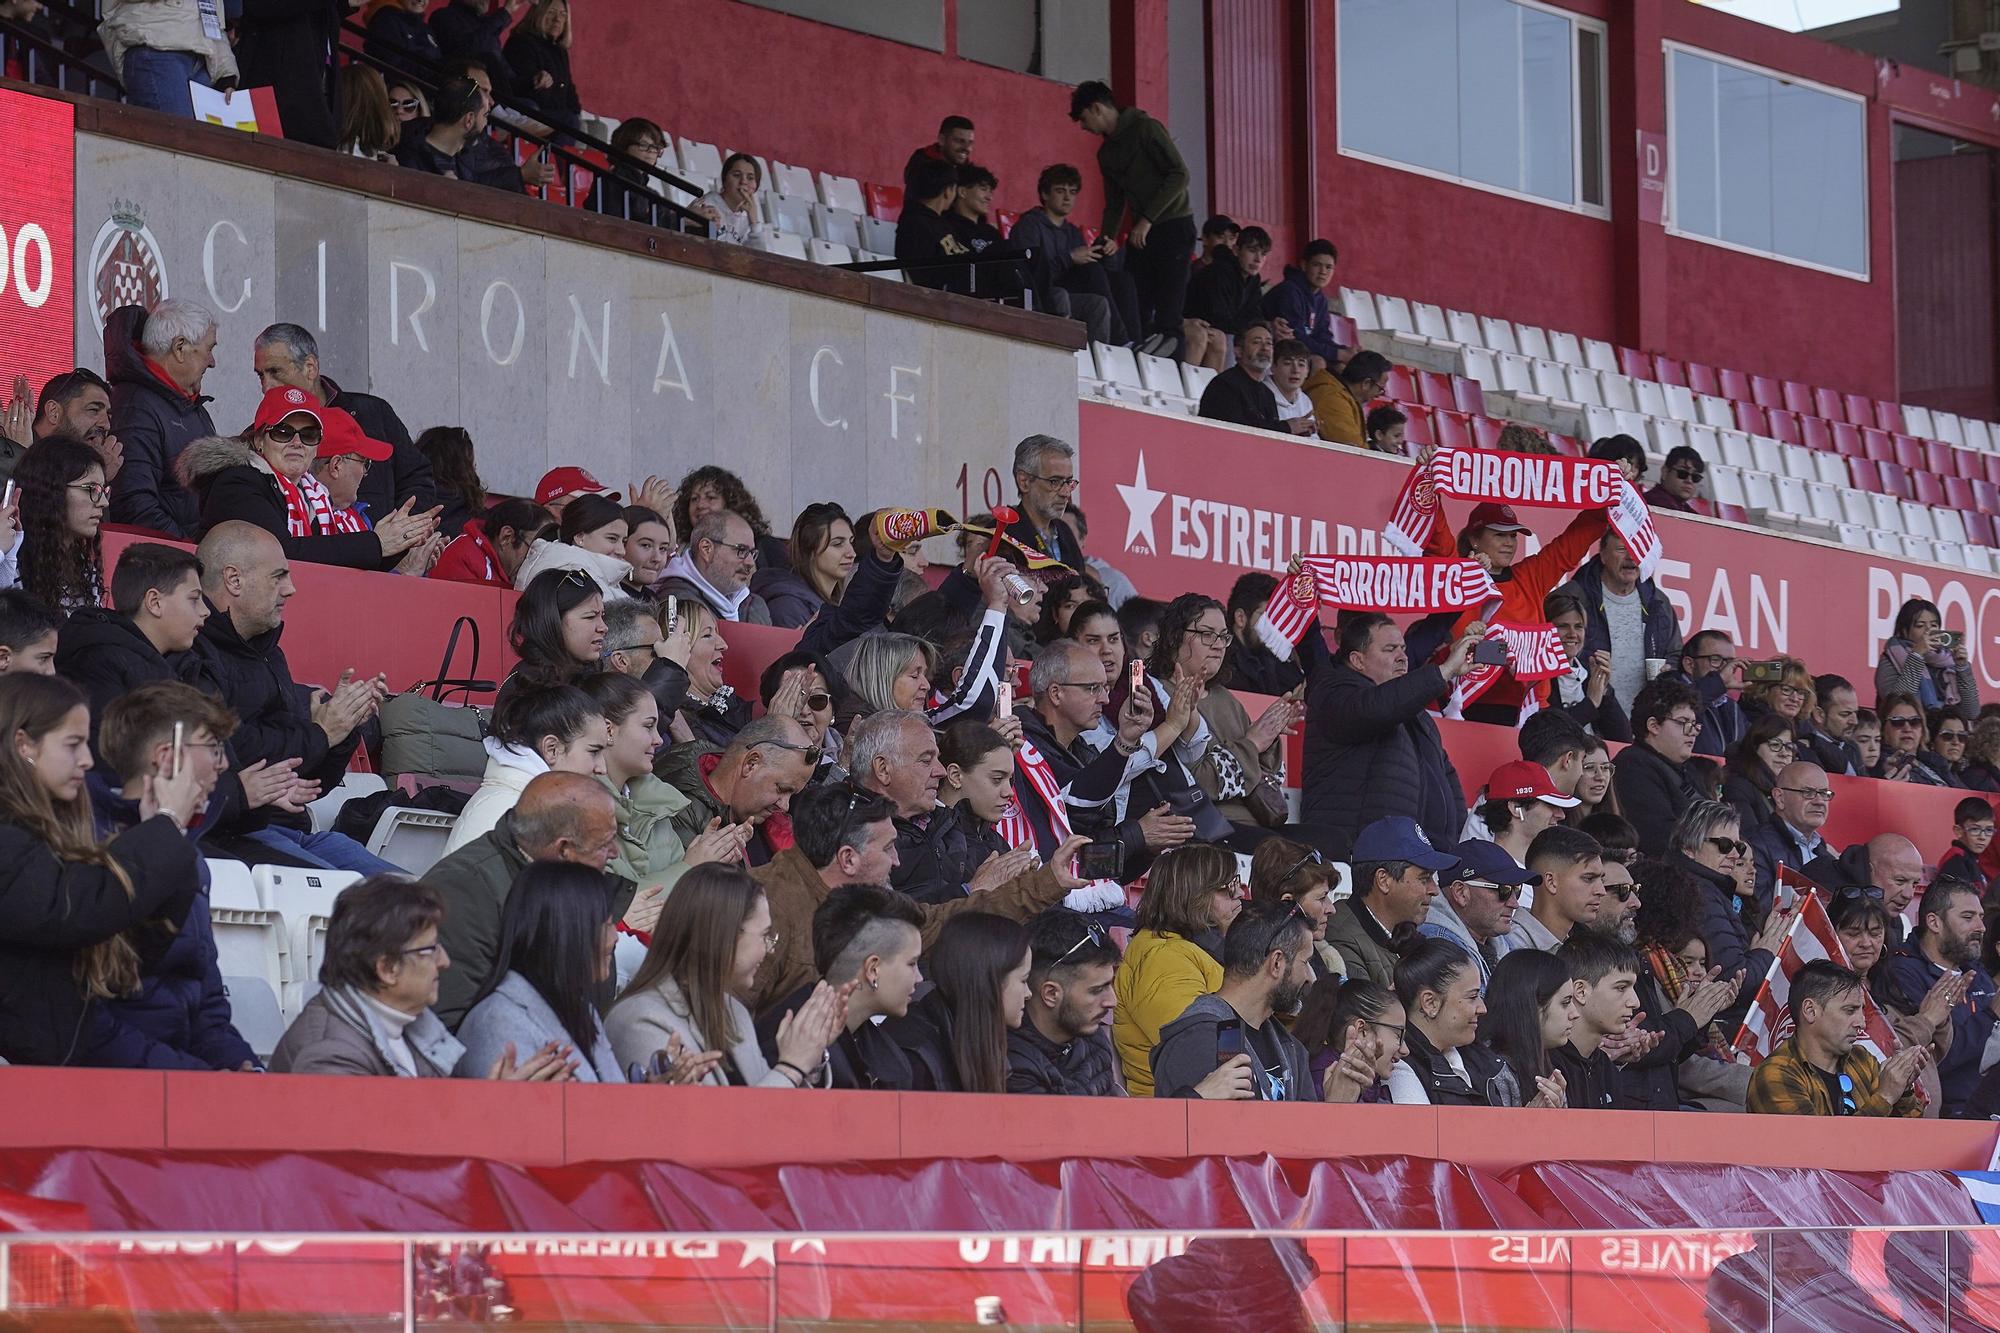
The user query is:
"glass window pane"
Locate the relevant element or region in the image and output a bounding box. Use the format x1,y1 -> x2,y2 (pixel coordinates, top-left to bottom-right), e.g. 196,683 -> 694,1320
1577,27 -> 1605,206
1670,50 -> 1720,239
1341,0 -> 1459,179
737,0 -> 944,51
1455,0 -> 1522,193
1519,7 -> 1574,204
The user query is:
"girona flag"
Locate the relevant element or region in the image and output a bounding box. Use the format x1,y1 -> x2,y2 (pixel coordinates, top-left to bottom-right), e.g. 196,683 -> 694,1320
1729,878 -> 1900,1066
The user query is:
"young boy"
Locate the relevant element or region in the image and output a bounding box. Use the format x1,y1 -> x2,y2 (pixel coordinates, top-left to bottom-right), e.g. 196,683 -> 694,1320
1551,928 -> 1651,1109
1936,797 -> 1995,892
1267,338 -> 1317,433
0,588 -> 59,674
82,681 -> 258,1071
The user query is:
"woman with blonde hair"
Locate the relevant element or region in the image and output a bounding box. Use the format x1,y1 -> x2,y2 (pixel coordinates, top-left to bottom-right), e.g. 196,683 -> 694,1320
337,64 -> 400,163
505,0 -> 580,126
1112,843 -> 1242,1095
0,674 -> 205,1065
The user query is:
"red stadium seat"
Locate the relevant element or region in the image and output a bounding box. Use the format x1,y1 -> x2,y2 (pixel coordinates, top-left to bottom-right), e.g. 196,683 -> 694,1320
1685,361 -> 1719,396
1765,409 -> 1801,446
1417,370 -> 1457,410
1654,355 -> 1687,387
1780,381 -> 1813,415
1875,401 -> 1905,432
1547,433 -> 1583,457
1924,439 -> 1955,476
1453,376 -> 1486,416
1828,422 -> 1864,458
1848,457 -> 1882,491
1840,391 -> 1872,424
1734,401 -> 1768,435
1813,387 -> 1844,422
1472,416 -> 1506,450
1400,404 -> 1435,446
1718,367 -> 1752,401
1619,347 -> 1652,379
1861,428 -> 1894,462
1434,409 -> 1474,451
1716,502 -> 1749,524
1951,445 -> 1984,479
1912,470 -> 1947,507
1975,478 -> 2000,512
1892,434 -> 1925,471
1383,365 -> 1418,403
1966,508 -> 1999,547
1985,454 -> 2000,488
863,182 -> 903,221
1331,314 -> 1359,347
1800,415 -> 1833,452
1944,475 -> 1977,510
1878,463 -> 1913,500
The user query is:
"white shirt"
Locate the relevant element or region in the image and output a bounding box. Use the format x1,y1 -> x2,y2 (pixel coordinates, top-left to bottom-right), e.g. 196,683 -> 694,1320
1272,384 -> 1314,422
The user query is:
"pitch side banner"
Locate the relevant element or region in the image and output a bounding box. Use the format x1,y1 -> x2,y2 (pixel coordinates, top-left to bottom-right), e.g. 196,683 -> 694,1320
0,89 -> 75,397
1078,402 -> 2000,693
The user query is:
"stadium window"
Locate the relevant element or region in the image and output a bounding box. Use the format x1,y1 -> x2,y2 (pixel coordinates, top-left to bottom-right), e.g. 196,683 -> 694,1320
1336,0 -> 1608,216
737,0 -> 944,52
959,0 -> 1110,84
1666,45 -> 1868,279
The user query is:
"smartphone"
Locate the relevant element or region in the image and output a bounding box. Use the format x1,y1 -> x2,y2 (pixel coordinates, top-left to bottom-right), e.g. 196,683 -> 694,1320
1078,839 -> 1123,882
171,721 -> 184,779
1128,660 -> 1145,694
1,480 -> 15,510
1743,659 -> 1786,685
663,595 -> 679,638
1472,639 -> 1509,666
1215,1018 -> 1244,1067
995,679 -> 1014,718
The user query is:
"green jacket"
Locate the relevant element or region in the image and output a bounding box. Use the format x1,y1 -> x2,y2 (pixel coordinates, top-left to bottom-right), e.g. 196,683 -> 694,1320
1325,897 -> 1399,989
654,739 -> 726,848
607,773 -> 695,894
1097,106 -> 1191,236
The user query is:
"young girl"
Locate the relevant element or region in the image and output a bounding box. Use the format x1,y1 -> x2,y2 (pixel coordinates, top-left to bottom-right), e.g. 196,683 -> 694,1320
1476,949 -> 1575,1108
444,685 -> 608,855
513,494 -> 635,600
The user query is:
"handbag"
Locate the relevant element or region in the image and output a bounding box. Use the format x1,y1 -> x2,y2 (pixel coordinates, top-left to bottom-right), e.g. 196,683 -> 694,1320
379,616 -> 497,783
1243,773 -> 1290,830
1157,779 -> 1235,843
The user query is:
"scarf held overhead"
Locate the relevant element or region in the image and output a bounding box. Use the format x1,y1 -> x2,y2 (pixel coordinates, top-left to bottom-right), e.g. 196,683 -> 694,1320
1253,555 -> 1499,655
1384,446 -> 1661,578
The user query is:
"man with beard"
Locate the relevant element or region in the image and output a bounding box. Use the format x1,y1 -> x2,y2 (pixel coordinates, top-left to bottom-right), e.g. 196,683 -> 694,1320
1150,901 -> 1319,1101
2,367 -> 121,490
1008,909 -> 1123,1096
1883,880 -> 1998,1117
1600,857 -> 1641,946
1196,321 -> 1295,433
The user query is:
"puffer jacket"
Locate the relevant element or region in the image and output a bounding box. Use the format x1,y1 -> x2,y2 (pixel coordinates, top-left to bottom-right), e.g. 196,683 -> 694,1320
176,435 -> 385,568
98,0 -> 238,84
442,738 -> 545,855
1112,928 -> 1223,1097
1302,660 -> 1464,859
749,565 -> 826,630
1678,851 -> 1774,1030
188,596 -> 359,800
891,803 -> 1007,905
105,305 -> 216,539
513,538 -> 634,602
1612,741 -> 1703,858
605,772 -> 696,894
1007,1020 -> 1121,1096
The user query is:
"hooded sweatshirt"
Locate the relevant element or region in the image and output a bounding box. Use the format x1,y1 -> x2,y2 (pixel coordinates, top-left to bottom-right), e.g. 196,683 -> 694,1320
1149,991 -> 1316,1102
513,538 -> 634,601
443,737 -> 548,855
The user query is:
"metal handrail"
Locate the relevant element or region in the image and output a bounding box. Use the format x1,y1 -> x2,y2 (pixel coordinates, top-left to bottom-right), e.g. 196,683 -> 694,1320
0,8 -> 122,100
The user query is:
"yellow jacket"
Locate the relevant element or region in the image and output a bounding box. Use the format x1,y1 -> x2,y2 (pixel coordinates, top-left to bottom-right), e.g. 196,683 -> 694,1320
1113,929 -> 1224,1096
1305,369 -> 1366,447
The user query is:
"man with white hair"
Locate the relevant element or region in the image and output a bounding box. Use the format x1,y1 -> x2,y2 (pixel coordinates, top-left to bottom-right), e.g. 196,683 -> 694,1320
106,298 -> 219,538
252,322 -> 434,519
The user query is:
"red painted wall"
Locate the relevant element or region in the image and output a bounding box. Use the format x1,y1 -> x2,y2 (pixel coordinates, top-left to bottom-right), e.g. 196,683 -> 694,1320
569,0 -> 1109,226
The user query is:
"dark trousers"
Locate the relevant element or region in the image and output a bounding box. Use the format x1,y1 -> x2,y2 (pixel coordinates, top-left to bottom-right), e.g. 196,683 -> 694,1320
1061,261 -> 1141,345
1129,214 -> 1197,340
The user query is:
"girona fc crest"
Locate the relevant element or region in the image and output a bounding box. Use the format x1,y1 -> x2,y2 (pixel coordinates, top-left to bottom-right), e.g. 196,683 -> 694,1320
1290,569 -> 1317,605
88,198 -> 168,334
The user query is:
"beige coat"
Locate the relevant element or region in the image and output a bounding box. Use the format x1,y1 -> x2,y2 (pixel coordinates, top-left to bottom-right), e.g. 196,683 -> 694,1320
99,0 -> 238,84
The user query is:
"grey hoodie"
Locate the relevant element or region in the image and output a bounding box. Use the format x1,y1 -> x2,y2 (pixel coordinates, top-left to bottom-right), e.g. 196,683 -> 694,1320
1148,991 -> 1316,1102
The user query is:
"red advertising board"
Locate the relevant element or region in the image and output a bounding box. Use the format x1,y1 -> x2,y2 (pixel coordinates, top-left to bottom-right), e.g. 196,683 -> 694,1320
0,88 -> 75,398
1077,401 -> 2000,693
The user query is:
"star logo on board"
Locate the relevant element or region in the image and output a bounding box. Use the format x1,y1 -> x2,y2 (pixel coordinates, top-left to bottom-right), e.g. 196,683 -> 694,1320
737,1238 -> 829,1269
1116,451 -> 1166,556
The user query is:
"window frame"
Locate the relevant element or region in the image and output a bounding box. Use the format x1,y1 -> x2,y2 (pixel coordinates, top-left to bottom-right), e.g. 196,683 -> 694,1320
1333,0 -> 1611,220
1663,40 -> 1872,282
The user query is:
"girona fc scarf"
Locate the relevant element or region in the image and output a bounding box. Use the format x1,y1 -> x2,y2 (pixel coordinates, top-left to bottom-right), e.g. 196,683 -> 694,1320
1254,556 -> 1500,655
1384,446 -> 1662,578
1445,620 -> 1570,721
999,739 -> 1072,860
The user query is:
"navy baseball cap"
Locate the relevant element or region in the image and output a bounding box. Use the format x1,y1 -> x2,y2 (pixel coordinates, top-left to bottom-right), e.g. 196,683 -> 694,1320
1449,840 -> 1538,888
1350,816 -> 1458,872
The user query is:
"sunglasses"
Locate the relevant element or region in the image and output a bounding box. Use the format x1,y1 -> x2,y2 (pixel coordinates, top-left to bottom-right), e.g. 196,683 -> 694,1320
389,98 -> 421,111
1605,883 -> 1636,903
265,422 -> 323,445
1886,715 -> 1923,728
1837,1071 -> 1857,1115
1670,465 -> 1705,481
1278,847 -> 1323,887
804,692 -> 831,712
1707,836 -> 1749,857
1056,918 -> 1110,966
1462,877 -> 1523,903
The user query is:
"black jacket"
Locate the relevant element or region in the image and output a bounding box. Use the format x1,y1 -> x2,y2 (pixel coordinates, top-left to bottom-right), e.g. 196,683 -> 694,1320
363,6 -> 440,75
502,26 -> 580,115
189,599 -> 360,796
55,608 -> 185,741
104,305 -> 215,539
757,982 -> 918,1090
1197,365 -> 1282,431
884,988 -> 963,1091
1553,684 -> 1634,743
1015,706 -> 1143,861
1612,742 -> 1702,857
0,815 -> 201,1066
1397,1023 -> 1506,1106
176,436 -> 386,570
394,129 -> 527,192
1006,1021 -> 1120,1096
891,803 -> 1005,906
1004,512 -> 1085,572
234,0 -> 343,149
1220,640 -> 1305,697
1606,969 -> 1701,1112
429,0 -> 519,93
1669,668 -> 1747,759
1721,770 -> 1775,837
1677,851 -> 1774,1029
1183,251 -> 1264,335
1747,810 -> 1841,915
1549,1041 -> 1619,1110
1302,661 -> 1463,859
318,377 -> 434,520
895,201 -> 976,293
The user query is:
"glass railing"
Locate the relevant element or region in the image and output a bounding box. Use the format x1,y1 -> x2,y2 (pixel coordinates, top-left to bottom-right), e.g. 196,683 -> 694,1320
5,1226 -> 1999,1329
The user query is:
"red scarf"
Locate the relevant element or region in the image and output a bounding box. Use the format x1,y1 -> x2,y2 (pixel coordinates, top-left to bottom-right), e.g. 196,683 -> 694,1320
1385,446 -> 1661,579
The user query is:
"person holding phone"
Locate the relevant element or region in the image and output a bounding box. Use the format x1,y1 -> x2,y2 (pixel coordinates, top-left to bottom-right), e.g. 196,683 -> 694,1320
1149,902 -> 1318,1102
1877,597 -> 1979,726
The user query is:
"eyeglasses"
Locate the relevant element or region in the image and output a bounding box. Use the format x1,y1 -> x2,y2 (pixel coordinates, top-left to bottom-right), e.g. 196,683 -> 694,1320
1964,824 -> 1997,838
1462,877 -> 1523,903
1690,652 -> 1736,670
67,481 -> 110,504
1605,883 -> 1637,903
706,538 -> 758,560
389,98 -> 421,112
264,422 -> 323,445
1663,715 -> 1701,734
1936,729 -> 1969,743
1056,919 -> 1109,966
1028,473 -> 1081,492
401,943 -> 445,961
1763,740 -> 1797,758
1278,847 -> 1324,888
1886,715 -> 1923,728
1188,627 -> 1235,648
331,453 -> 372,473
631,140 -> 666,155
804,692 -> 832,712
1775,685 -> 1808,700
1777,785 -> 1836,802
1058,679 -> 1112,698
1707,836 -> 1749,857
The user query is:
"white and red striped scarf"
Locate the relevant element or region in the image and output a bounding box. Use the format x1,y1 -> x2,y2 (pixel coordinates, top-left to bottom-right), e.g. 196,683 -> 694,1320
1384,446 -> 1661,578
276,469 -> 349,538
1254,555 -> 1499,655
1445,619 -> 1569,722
998,738 -> 1072,855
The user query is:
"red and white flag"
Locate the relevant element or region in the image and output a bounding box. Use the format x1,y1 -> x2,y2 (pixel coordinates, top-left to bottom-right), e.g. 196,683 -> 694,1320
1729,884 -> 1900,1066
1253,555 -> 1500,656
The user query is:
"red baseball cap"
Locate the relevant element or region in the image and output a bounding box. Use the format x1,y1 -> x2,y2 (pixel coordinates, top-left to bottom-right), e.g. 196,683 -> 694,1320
1485,760 -> 1580,808
249,384 -> 324,432
1466,502 -> 1529,534
314,407 -> 395,462
535,466 -> 619,506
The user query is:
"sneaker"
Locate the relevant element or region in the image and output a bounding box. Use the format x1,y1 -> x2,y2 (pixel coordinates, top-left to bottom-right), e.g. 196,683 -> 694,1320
1136,332 -> 1171,357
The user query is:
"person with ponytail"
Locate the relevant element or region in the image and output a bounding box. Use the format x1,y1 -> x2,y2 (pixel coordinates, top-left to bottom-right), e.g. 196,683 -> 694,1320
0,674 -> 206,1065
891,910 -> 1033,1093
1386,936 -> 1505,1106
1294,974 -> 1405,1103
1475,949 -> 1576,1108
